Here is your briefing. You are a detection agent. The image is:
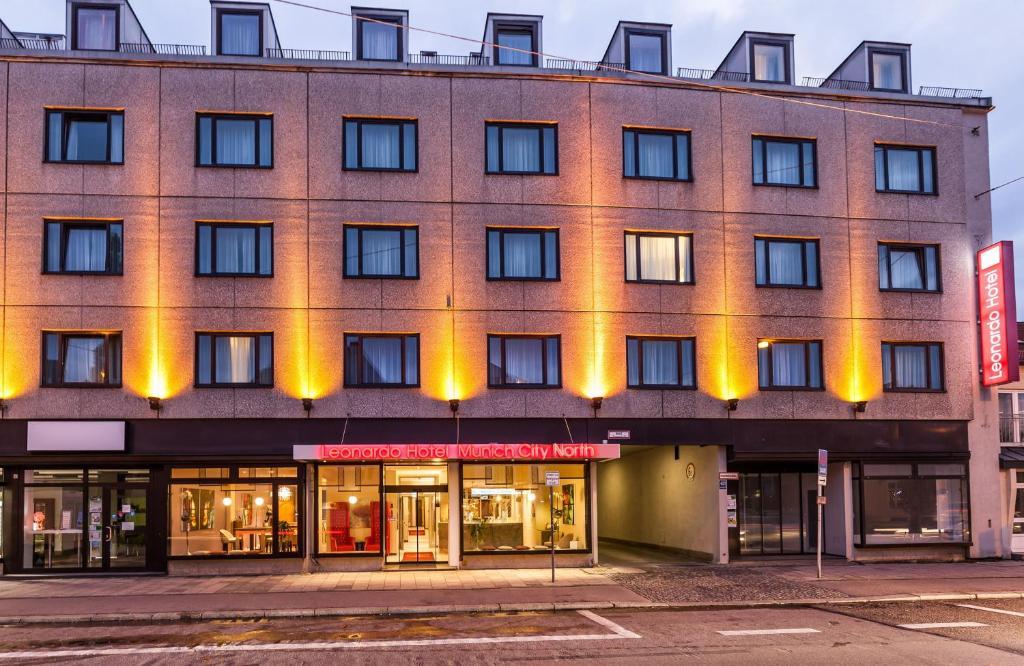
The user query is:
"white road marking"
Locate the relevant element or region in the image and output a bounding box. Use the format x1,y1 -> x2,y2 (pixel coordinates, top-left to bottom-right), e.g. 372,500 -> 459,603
956,604 -> 1024,619
898,622 -> 989,630
717,628 -> 820,636
0,609 -> 640,659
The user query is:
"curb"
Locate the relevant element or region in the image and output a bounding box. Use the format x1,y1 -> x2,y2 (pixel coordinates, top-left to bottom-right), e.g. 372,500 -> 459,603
0,591 -> 1021,625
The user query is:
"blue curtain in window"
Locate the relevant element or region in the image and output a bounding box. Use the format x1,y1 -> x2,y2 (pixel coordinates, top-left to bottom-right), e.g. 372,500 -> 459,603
642,340 -> 678,385
497,31 -> 532,65
66,119 -> 107,161
221,13 -> 260,55
502,233 -> 542,278
894,346 -> 927,388
215,227 -> 256,274
63,337 -> 104,383
501,128 -> 540,172
505,339 -> 543,384
889,249 -> 923,289
766,142 -> 800,184
361,124 -> 400,168
754,44 -> 784,81
77,8 -> 116,50
362,21 -> 398,60
638,133 -> 673,178
65,227 -> 107,272
216,120 -> 256,165
362,337 -> 402,383
215,337 -> 254,384
768,242 -> 803,285
886,149 -> 920,191
361,229 -> 401,275
872,53 -> 902,89
771,343 -> 806,387
628,34 -> 662,73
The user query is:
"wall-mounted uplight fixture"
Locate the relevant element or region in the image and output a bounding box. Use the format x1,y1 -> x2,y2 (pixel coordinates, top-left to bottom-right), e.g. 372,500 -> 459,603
449,398 -> 461,416
302,398 -> 314,414
852,400 -> 867,414
725,398 -> 739,412
590,396 -> 603,416
147,396 -> 162,412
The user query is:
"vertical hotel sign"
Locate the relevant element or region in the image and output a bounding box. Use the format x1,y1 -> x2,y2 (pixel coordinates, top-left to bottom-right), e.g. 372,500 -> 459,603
977,241 -> 1019,386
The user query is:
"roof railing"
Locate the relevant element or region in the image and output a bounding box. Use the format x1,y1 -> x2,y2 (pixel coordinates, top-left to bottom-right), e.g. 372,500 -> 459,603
676,67 -> 750,82
802,76 -> 871,91
407,53 -> 489,66
3,36 -> 65,50
120,43 -> 207,56
917,85 -> 984,99
545,58 -> 625,72
265,48 -> 352,61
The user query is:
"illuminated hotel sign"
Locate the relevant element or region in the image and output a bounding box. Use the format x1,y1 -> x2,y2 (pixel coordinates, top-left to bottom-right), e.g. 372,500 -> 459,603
293,443 -> 620,462
977,241 -> 1019,387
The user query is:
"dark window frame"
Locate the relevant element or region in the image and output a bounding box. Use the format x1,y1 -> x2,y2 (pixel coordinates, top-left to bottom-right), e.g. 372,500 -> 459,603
355,13 -> 403,62
754,236 -> 821,289
757,339 -> 825,391
622,127 -> 692,182
342,117 -> 418,172
40,330 -> 122,388
195,113 -> 274,169
343,224 -> 419,280
484,121 -> 559,176
751,135 -> 817,188
485,227 -> 560,282
194,332 -> 274,388
881,341 -> 945,393
867,48 -> 908,93
343,333 -> 421,388
215,8 -> 264,57
878,242 -> 942,293
487,334 -> 562,389
623,230 -> 695,285
194,221 -> 274,278
626,335 -> 697,390
749,38 -> 792,84
42,219 -> 123,276
874,144 -> 938,195
70,2 -> 120,51
623,28 -> 668,75
492,22 -> 538,67
43,108 -> 124,165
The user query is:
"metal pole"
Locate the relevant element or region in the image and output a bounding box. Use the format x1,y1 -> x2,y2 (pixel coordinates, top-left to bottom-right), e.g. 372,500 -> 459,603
550,486 -> 555,583
816,483 -> 823,579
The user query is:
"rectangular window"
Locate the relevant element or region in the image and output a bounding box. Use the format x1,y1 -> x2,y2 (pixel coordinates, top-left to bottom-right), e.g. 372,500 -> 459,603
485,122 -> 557,175
878,243 -> 940,292
217,9 -> 262,56
43,220 -> 122,275
462,463 -> 588,552
317,465 -> 383,554
72,4 -> 118,51
853,462 -> 968,545
752,137 -> 816,187
751,41 -> 788,83
42,331 -> 122,387
623,128 -> 691,181
755,237 -> 819,288
487,335 -> 560,388
874,144 -> 936,194
357,15 -> 401,61
869,50 -> 906,92
45,109 -> 124,164
626,336 -> 696,389
343,225 -> 418,278
882,342 -> 944,392
343,118 -> 417,171
344,334 -> 419,387
625,31 -> 666,74
486,227 -> 558,280
624,231 -> 693,284
196,222 -> 272,277
195,333 -> 273,387
494,24 -> 536,66
196,113 -> 273,168
757,339 -> 823,390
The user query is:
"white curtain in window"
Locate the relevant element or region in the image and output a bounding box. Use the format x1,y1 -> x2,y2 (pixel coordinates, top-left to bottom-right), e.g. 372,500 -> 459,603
363,338 -> 402,383
503,233 -> 542,277
361,229 -> 401,275
771,343 -> 806,386
362,22 -> 398,60
642,340 -> 678,385
873,53 -> 902,89
639,235 -> 676,281
768,242 -> 803,284
65,228 -> 107,272
766,142 -> 800,184
361,124 -> 400,168
216,337 -> 254,383
889,249 -> 923,289
221,14 -> 259,55
215,227 -> 256,274
64,337 -> 104,383
628,34 -> 662,73
894,346 -> 927,388
638,133 -> 673,178
754,44 -> 784,81
216,120 -> 256,165
501,128 -> 540,172
77,8 -> 116,50
886,149 -> 920,190
505,339 -> 543,384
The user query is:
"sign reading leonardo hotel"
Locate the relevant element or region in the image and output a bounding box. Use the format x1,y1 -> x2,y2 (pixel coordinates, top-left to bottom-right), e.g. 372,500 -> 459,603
293,442 -> 620,462
977,241 -> 1019,387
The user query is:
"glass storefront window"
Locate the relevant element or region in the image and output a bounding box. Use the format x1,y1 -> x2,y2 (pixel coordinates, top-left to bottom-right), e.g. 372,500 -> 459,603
854,462 -> 968,545
171,468 -> 228,479
24,485 -> 84,569
318,465 -> 382,554
0,468 -> 5,561
462,463 -> 588,552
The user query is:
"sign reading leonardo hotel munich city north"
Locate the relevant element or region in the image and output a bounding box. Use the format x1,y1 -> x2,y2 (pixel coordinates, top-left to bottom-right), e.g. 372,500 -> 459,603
977,240 -> 1019,386
293,442 -> 621,462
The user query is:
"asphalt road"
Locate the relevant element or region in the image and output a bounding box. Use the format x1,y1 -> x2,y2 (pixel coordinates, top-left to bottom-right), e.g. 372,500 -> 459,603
2,601 -> 1023,664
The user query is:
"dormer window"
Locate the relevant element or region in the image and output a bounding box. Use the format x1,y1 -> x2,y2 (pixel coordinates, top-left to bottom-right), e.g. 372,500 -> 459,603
72,4 -> 118,51
358,15 -> 401,61
494,24 -> 536,66
751,41 -> 788,83
625,30 -> 665,74
870,50 -> 907,92
217,9 -> 262,56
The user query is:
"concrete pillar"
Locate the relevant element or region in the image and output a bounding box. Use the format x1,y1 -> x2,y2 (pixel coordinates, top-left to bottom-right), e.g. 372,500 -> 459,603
589,461 -> 599,565
303,462 -> 315,573
447,461 -> 460,568
716,446 -> 729,564
824,462 -> 851,559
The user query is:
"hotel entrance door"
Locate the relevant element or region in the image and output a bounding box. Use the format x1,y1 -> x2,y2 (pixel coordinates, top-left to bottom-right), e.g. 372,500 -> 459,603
383,465 -> 449,565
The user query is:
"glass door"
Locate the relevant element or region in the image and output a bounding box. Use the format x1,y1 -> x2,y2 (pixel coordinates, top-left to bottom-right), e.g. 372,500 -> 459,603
735,471 -> 819,556
87,485 -> 147,569
385,489 -> 446,563
1013,471 -> 1024,555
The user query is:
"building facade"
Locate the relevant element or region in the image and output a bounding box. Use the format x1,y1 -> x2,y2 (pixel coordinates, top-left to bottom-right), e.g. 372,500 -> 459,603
0,0 -> 1008,575
996,323 -> 1024,558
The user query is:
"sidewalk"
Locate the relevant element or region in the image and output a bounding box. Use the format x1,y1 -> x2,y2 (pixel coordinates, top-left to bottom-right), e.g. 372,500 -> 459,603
0,561 -> 1020,624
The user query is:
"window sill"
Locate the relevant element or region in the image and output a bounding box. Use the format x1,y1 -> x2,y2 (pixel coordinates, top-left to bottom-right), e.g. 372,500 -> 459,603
43,160 -> 124,166
753,182 -> 818,190
623,175 -> 692,183
875,189 -> 939,196
854,541 -> 970,549
878,288 -> 944,294
755,283 -> 822,290
41,383 -> 123,389
463,548 -> 591,555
